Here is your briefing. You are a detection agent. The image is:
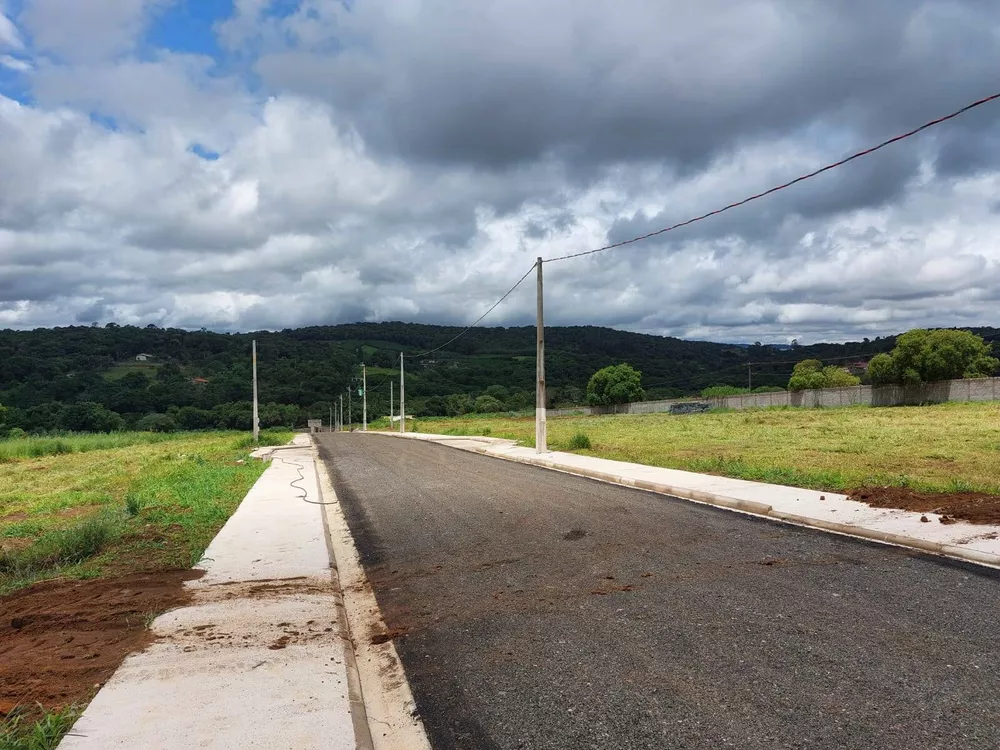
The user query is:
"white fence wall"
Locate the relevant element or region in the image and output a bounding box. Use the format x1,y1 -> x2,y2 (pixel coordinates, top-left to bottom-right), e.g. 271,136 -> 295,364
546,376 -> 1000,418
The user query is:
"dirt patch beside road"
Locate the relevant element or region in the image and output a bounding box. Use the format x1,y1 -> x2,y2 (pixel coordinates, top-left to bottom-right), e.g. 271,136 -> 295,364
0,569 -> 203,717
851,487 -> 1000,525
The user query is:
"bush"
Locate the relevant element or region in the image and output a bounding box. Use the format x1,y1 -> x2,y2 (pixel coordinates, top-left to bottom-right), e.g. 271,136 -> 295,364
788,360 -> 860,391
568,432 -> 592,450
136,413 -> 178,433
474,395 -> 505,413
702,385 -> 749,398
124,491 -> 144,517
0,515 -> 115,577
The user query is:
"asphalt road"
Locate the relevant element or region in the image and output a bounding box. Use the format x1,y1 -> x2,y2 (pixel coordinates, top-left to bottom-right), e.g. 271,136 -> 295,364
316,434 -> 1000,750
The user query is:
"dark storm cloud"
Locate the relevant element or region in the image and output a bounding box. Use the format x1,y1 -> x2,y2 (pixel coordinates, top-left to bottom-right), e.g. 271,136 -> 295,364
255,0 -> 1000,180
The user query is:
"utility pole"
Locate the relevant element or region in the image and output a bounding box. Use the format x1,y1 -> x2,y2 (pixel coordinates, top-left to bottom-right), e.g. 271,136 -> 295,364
535,257 -> 546,453
348,388 -> 352,431
362,364 -> 368,431
329,404 -> 333,433
251,339 -> 259,445
399,353 -> 406,434
340,395 -> 344,432
390,381 -> 394,426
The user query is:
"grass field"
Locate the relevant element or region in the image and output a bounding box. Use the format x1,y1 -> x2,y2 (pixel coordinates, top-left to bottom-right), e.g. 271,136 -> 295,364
413,402 -> 1000,495
0,429 -> 292,748
0,429 -> 292,594
102,361 -> 162,380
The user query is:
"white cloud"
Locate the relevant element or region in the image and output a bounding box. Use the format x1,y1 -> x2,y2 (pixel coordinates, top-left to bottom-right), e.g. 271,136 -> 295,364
20,0 -> 170,62
3,0 -> 1000,343
0,10 -> 23,51
0,54 -> 30,71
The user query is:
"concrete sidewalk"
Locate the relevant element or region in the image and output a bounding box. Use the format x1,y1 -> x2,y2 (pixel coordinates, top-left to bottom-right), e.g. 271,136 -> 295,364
60,435 -> 366,749
377,431 -> 1000,569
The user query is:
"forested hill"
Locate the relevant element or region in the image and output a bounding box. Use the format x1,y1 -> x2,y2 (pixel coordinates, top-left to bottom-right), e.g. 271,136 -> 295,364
1,322 -> 991,432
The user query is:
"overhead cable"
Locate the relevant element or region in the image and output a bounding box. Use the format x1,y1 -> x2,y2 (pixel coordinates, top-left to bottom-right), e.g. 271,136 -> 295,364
544,91 -> 1000,263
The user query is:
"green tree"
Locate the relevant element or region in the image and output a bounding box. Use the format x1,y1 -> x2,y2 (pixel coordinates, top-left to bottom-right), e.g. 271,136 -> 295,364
136,413 -> 178,432
867,353 -> 896,386
788,360 -> 860,391
586,364 -> 645,406
445,394 -> 474,416
888,329 -> 998,384
474,395 -> 504,413
822,365 -> 862,388
787,360 -> 826,391
61,402 -> 126,432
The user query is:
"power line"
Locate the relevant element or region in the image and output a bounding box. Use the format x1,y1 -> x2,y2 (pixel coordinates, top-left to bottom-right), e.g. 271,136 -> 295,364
543,91 -> 1000,264
404,264 -> 536,359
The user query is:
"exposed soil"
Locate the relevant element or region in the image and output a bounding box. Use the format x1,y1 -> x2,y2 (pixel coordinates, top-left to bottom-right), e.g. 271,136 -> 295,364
850,487 -> 1000,525
0,569 -> 203,717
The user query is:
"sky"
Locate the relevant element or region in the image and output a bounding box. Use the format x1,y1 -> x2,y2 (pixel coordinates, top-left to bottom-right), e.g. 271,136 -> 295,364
2,1 -> 1000,344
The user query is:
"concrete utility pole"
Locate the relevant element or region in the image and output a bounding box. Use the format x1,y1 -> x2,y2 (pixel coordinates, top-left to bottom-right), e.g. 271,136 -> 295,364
535,257 -> 547,453
399,353 -> 406,434
339,395 -> 344,432
251,339 -> 260,446
362,364 -> 368,432
348,388 -> 352,431
390,381 -> 394,425
329,405 -> 333,432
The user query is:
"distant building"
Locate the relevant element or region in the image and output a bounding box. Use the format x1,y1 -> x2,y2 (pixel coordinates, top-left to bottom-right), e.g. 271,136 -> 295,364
135,353 -> 152,362
848,361 -> 870,373
191,377 -> 209,385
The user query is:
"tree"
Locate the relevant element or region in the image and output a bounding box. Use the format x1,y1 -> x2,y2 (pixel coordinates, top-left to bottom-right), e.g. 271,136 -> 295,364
867,353 -> 896,386
586,364 -> 644,406
787,360 -> 860,391
445,393 -> 474,416
136,413 -> 178,433
61,402 -> 125,432
474,395 -> 504,413
866,329 -> 998,385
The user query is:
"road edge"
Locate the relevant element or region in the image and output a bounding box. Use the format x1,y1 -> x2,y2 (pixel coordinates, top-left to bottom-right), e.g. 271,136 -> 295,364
312,438 -> 433,750
368,432 -> 1000,571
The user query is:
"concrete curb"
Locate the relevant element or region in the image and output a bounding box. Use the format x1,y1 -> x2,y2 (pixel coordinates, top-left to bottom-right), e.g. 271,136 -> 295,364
366,432 -> 1000,571
312,437 -> 433,750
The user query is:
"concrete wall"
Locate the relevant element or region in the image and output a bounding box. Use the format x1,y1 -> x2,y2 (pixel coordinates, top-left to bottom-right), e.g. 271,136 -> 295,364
546,376 -> 1000,418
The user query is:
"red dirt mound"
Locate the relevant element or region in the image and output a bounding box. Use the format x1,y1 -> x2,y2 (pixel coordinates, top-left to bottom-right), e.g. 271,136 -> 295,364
0,570 -> 202,717
850,487 -> 1000,525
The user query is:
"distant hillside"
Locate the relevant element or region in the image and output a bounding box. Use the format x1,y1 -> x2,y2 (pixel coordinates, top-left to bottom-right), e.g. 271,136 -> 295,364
1,321 -> 990,431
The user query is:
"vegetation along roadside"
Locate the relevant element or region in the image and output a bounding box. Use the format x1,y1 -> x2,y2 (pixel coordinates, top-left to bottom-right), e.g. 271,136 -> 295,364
0,429 -> 291,749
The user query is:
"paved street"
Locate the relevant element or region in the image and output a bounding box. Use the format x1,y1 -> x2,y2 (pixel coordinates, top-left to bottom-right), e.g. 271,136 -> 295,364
316,434 -> 1000,750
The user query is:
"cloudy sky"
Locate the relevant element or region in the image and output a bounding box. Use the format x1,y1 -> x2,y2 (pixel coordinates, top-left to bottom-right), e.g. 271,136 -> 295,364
1,0 -> 999,343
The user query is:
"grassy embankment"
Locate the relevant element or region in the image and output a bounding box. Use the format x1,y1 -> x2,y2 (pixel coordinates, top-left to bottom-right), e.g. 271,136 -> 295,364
412,402 -> 1000,494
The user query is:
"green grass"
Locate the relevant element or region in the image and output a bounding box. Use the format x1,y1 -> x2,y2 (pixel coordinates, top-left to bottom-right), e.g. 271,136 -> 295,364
0,430 -> 293,594
0,432 -> 189,462
413,402 -> 1000,495
0,705 -> 81,750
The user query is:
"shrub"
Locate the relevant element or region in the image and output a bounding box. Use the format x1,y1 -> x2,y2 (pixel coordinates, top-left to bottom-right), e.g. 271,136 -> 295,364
136,413 -> 178,433
124,491 -> 144,517
702,385 -> 749,398
568,432 -> 592,450
474,395 -> 505,413
0,515 -> 115,577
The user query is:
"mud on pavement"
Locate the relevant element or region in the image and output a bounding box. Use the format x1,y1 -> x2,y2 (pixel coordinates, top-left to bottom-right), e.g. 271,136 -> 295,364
0,570 -> 202,717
